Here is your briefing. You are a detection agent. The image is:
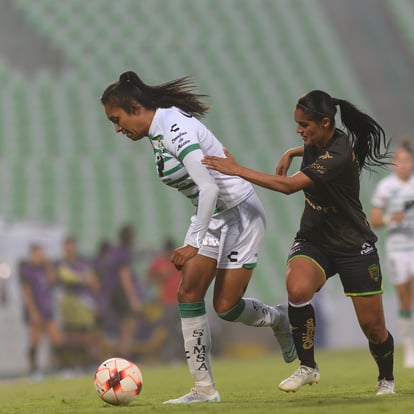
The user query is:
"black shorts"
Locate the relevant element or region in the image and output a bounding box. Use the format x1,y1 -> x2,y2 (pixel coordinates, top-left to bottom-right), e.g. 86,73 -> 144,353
287,238 -> 383,296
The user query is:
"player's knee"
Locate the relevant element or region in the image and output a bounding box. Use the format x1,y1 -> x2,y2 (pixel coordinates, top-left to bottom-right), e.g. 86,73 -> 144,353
214,298 -> 244,321
287,285 -> 314,304
177,286 -> 201,303
360,322 -> 387,344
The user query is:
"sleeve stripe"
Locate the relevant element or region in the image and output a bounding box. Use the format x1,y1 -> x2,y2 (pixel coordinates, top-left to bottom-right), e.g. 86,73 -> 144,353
178,144 -> 201,162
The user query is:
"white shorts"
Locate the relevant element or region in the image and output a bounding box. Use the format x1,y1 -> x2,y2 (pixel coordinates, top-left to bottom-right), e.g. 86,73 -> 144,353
386,250 -> 414,285
184,191 -> 266,269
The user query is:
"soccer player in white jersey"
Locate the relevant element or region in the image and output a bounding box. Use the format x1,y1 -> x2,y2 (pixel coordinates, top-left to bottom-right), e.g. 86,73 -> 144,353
370,139 -> 414,368
100,71 -> 297,404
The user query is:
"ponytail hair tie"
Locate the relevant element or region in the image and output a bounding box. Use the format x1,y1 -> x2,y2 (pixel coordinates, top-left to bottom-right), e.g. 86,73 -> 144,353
119,71 -> 136,85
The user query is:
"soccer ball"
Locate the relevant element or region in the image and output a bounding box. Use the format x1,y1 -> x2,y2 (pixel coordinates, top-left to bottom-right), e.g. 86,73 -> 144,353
94,357 -> 143,405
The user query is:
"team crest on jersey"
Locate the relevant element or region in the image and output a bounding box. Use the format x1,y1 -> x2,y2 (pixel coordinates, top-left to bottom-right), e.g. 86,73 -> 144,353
368,264 -> 380,282
152,135 -> 171,177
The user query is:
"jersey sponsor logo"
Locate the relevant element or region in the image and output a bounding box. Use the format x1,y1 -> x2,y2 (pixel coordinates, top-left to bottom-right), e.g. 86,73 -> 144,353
251,300 -> 269,327
305,197 -> 338,214
201,236 -> 220,247
310,161 -> 327,175
177,139 -> 190,151
227,251 -> 238,262
170,123 -> 179,133
302,317 -> 315,350
183,328 -> 208,371
171,130 -> 188,144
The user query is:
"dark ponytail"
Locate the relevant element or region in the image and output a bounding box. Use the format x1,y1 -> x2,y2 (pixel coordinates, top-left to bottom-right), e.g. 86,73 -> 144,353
297,90 -> 391,171
101,71 -> 210,119
336,99 -> 391,171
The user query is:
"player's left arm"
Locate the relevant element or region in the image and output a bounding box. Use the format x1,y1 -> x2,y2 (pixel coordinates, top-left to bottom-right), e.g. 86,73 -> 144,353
171,149 -> 219,267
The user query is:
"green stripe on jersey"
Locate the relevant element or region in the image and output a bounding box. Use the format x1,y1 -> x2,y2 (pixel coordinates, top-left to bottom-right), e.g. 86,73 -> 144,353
187,192 -> 199,199
164,164 -> 183,176
178,144 -> 201,162
180,182 -> 197,191
168,173 -> 190,186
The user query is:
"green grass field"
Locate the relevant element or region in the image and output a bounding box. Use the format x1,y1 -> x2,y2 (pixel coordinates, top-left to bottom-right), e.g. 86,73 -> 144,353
0,348 -> 413,414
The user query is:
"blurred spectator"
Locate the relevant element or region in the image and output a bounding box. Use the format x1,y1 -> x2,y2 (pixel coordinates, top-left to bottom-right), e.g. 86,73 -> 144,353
102,224 -> 143,359
56,236 -> 100,371
370,139 -> 414,368
147,237 -> 182,362
91,239 -> 112,361
19,244 -> 64,377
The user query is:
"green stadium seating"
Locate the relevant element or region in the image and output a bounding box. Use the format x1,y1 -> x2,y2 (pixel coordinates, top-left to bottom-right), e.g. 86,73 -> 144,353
0,0 -> 381,300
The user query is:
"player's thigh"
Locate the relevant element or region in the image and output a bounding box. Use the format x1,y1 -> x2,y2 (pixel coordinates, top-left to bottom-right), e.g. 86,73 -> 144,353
286,240 -> 329,302
286,257 -> 325,302
213,267 -> 254,313
178,254 -> 217,302
386,250 -> 413,285
217,193 -> 266,269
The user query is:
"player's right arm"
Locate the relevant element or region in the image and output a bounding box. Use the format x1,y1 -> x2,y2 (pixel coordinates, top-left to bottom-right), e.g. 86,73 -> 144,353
202,148 -> 312,194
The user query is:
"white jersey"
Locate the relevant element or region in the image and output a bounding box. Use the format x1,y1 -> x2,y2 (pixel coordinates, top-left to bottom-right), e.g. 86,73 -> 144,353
148,106 -> 254,247
371,173 -> 414,252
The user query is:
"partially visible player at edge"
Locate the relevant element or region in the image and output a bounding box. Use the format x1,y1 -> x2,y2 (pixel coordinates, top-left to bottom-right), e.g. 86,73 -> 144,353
100,71 -> 297,404
370,139 -> 414,368
202,90 -> 395,395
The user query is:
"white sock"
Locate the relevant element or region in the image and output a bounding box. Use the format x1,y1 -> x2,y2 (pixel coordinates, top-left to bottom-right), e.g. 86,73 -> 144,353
398,316 -> 413,348
233,298 -> 280,327
181,314 -> 216,393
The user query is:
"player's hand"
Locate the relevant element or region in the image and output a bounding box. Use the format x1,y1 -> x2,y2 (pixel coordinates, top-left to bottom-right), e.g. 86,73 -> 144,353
171,245 -> 199,270
275,151 -> 293,176
202,148 -> 241,176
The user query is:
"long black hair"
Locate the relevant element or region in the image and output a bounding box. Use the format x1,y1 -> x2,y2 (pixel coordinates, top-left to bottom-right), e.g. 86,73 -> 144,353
297,90 -> 391,171
101,71 -> 210,119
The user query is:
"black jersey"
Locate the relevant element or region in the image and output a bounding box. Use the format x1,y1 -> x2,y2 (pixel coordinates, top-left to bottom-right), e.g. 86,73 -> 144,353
297,129 -> 377,252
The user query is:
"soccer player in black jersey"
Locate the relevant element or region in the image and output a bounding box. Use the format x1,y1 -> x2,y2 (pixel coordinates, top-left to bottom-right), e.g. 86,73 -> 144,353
202,89 -> 395,395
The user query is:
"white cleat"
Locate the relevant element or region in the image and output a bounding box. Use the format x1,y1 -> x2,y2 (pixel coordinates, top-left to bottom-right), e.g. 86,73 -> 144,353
279,365 -> 320,392
163,388 -> 221,404
273,304 -> 297,363
375,379 -> 395,395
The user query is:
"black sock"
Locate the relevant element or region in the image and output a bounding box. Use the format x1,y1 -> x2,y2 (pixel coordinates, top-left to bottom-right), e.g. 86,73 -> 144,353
288,303 -> 316,368
369,331 -> 394,380
52,346 -> 64,370
28,346 -> 38,372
